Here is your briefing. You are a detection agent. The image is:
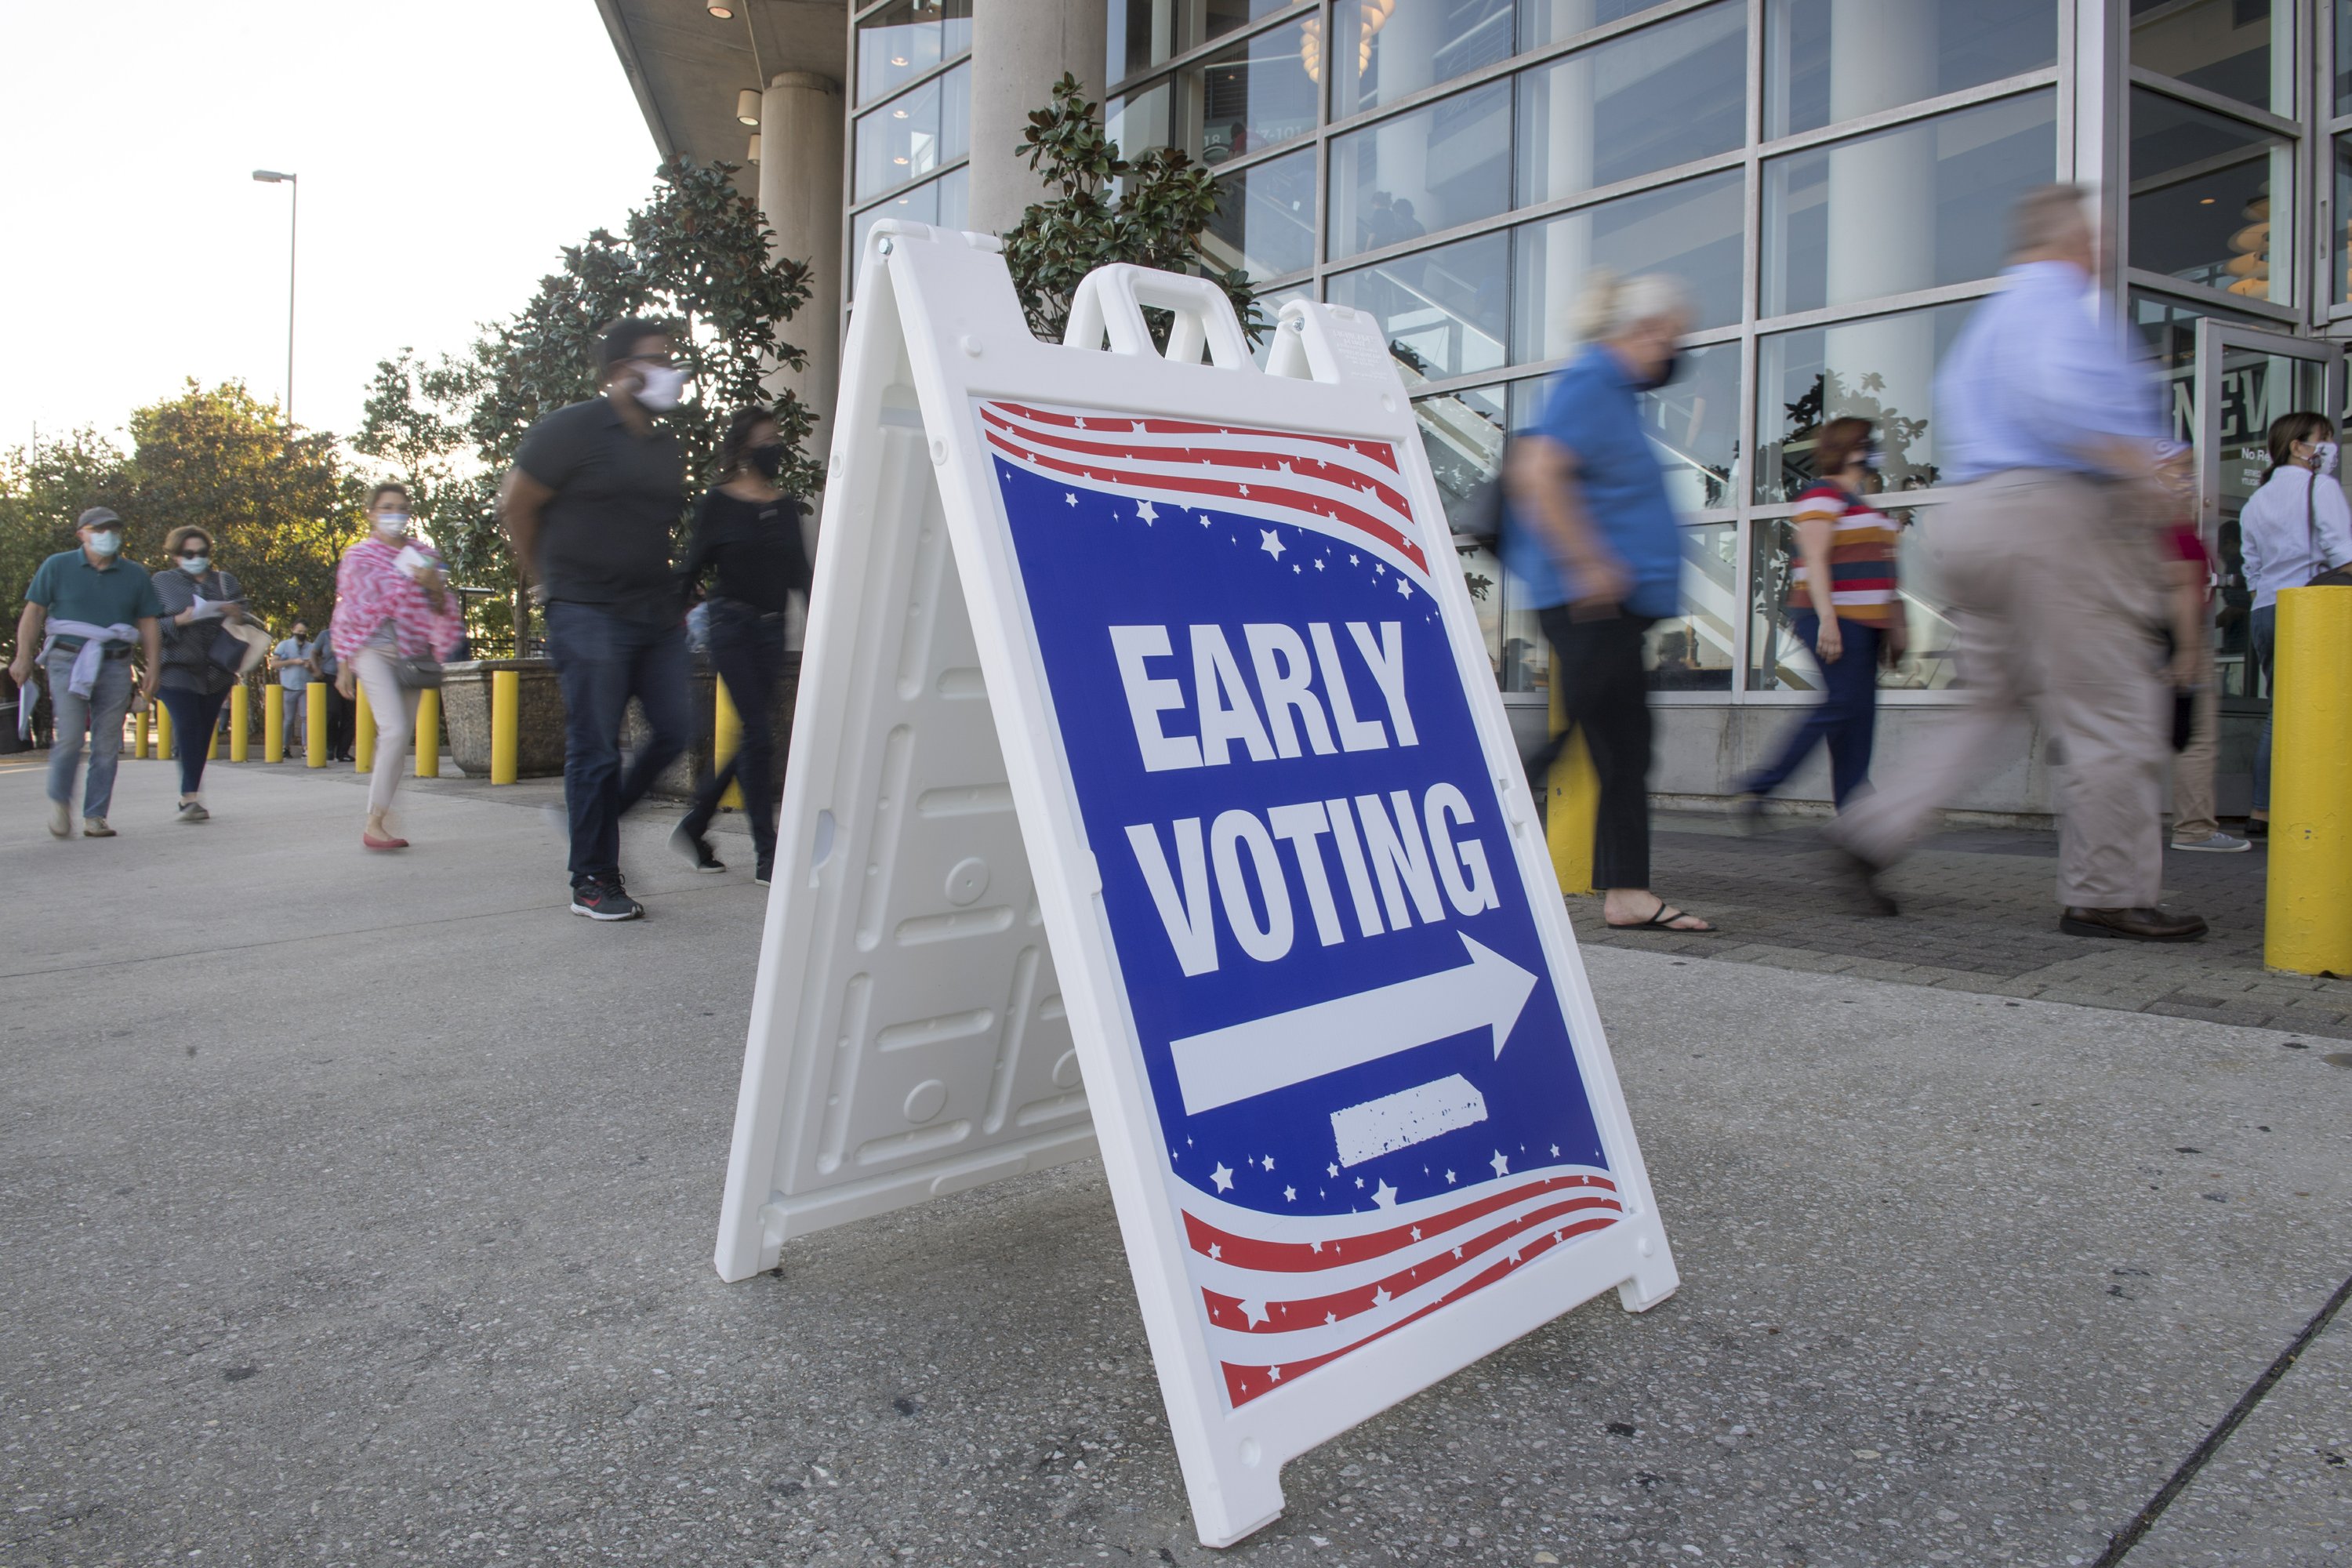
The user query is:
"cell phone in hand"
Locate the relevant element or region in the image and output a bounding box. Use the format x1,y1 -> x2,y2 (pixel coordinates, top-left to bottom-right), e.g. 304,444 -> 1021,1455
394,545 -> 432,575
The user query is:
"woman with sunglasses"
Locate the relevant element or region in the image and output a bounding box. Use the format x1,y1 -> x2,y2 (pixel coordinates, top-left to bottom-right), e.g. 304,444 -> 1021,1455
148,524 -> 249,823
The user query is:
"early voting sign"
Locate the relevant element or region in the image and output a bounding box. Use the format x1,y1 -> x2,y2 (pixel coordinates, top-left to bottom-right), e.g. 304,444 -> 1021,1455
717,224 -> 1677,1547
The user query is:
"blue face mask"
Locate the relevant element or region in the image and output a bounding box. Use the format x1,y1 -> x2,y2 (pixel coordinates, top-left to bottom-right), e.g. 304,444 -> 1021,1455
86,531 -> 122,557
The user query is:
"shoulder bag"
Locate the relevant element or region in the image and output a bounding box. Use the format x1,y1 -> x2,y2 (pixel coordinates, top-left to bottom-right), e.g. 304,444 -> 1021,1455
2304,467 -> 2352,588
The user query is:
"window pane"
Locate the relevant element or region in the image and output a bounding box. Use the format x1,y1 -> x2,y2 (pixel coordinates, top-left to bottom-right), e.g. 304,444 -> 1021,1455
2129,87 -> 2293,307
856,1 -> 973,107
1645,341 -> 1738,512
1517,0 -> 1681,53
1762,91 -> 2056,318
1754,298 -> 1976,503
1764,0 -> 2056,139
1748,507 -> 1959,692
1414,383 -> 1511,679
1190,20 -> 1319,163
934,164 -> 969,230
2339,0 -> 2352,115
2336,136 -> 2352,311
1515,2 -> 1745,206
849,179 -> 943,299
1330,82 -> 1511,260
1648,524 -> 1737,693
1330,0 -> 1515,119
853,63 -> 971,201
1328,232 -> 1510,383
1500,381 -> 1555,698
1110,0 -> 1296,84
1511,169 -> 1744,359
1108,78 -> 1183,158
1203,147 -> 1317,280
2131,0 -> 2290,117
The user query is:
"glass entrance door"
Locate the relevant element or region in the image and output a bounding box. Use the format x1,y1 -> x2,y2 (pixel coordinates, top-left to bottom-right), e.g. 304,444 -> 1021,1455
2191,322 -> 2343,702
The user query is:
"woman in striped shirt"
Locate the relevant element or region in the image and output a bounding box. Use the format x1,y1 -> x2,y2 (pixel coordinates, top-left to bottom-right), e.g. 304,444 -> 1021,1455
1737,416 -> 1906,818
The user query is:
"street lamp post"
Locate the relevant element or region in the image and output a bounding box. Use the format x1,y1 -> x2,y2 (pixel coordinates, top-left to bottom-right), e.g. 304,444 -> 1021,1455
252,170 -> 298,425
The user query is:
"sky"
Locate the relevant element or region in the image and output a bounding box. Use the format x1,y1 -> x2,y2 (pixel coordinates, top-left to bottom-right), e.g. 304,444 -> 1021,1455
0,0 -> 661,456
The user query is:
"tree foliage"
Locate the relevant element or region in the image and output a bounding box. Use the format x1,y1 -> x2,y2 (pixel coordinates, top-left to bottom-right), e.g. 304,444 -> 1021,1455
3,386 -> 358,659
1001,74 -> 1263,347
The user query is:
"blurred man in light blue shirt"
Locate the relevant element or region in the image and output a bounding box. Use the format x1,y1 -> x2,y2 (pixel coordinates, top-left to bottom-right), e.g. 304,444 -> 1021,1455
1828,185 -> 2207,944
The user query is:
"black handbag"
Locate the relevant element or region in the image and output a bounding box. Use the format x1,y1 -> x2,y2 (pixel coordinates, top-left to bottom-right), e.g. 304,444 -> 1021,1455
390,655 -> 443,690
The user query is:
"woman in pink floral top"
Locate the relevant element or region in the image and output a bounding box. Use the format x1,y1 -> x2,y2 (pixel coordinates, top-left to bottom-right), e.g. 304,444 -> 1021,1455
332,482 -> 465,848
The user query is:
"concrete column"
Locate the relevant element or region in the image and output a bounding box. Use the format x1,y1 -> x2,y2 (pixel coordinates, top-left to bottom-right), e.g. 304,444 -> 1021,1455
967,0 -> 1106,236
759,71 -> 845,441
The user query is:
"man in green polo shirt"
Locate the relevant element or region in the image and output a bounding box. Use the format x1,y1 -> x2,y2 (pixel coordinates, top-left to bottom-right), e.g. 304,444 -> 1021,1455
8,506 -> 165,838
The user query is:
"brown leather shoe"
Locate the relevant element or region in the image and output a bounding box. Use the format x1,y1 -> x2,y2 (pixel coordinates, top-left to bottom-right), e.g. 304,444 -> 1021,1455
2060,906 -> 2209,942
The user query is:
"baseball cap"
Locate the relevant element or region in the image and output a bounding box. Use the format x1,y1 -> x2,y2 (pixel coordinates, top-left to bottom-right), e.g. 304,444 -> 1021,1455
77,506 -> 122,531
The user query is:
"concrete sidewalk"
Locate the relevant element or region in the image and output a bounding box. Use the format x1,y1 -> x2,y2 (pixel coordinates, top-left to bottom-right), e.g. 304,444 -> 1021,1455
2,757 -> 2348,1566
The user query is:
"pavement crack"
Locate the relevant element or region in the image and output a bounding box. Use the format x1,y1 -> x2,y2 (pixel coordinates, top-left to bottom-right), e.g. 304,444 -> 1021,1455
2092,1265 -> 2352,1565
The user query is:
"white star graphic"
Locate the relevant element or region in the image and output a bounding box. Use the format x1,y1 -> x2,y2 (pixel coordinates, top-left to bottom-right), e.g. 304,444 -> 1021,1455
1324,1312 -> 1338,1326
1504,1240 -> 1523,1263
1395,575 -> 1411,597
1064,492 -> 1076,506
1238,483 -> 1251,496
1348,553 -> 1359,564
1075,417 -> 1088,428
1353,1176 -> 1363,1189
1372,1286 -> 1392,1308
1409,1226 -> 1422,1241
1310,1240 -> 1323,1253
1208,1242 -> 1222,1260
1283,1185 -> 1297,1202
1372,1180 -> 1398,1209
1135,499 -> 1158,523
1293,564 -> 1301,574
1279,460 -> 1293,474
1490,1151 -> 1511,1177
1131,420 -> 1147,432
1444,1169 -> 1457,1185
1326,1162 -> 1338,1178
1211,1162 -> 1235,1192
1314,559 -> 1326,570
1261,1155 -> 1275,1171
1550,1144 -> 1561,1157
1269,1367 -> 1282,1382
1240,1298 -> 1269,1327
1453,1245 -> 1464,1258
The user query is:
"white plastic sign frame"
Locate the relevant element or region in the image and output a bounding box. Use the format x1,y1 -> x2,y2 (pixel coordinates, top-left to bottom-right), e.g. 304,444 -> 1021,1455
717,222 -> 1678,1547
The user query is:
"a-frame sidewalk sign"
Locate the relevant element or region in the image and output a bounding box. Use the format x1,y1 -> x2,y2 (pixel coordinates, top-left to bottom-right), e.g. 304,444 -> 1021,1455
715,221 -> 1678,1548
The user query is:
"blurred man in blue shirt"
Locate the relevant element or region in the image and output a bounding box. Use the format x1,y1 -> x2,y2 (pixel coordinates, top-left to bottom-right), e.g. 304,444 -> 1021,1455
1505,272 -> 1715,934
1828,185 -> 2206,943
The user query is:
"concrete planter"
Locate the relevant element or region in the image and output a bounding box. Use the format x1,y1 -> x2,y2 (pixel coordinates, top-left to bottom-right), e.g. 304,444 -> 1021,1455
439,653 -> 804,802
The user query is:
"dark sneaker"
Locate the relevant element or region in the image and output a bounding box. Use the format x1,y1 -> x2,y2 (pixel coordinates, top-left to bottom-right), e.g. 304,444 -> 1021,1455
670,820 -> 726,873
569,878 -> 644,921
2060,906 -> 2207,942
176,800 -> 209,823
753,859 -> 773,887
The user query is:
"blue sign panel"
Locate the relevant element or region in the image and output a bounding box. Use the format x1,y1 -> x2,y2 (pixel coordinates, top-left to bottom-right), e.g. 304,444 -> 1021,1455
982,399 -> 1622,1408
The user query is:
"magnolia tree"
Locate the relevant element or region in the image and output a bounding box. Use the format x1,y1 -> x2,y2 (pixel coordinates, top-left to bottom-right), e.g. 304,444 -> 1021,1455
358,158 -> 818,648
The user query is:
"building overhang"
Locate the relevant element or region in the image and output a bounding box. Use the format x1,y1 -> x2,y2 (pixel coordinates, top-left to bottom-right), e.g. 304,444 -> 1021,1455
593,0 -> 848,193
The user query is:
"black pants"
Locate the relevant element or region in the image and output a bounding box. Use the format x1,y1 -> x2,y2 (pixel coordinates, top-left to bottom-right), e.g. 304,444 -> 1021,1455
1527,608 -> 1657,891
325,682 -> 354,760
155,684 -> 230,797
681,599 -> 787,870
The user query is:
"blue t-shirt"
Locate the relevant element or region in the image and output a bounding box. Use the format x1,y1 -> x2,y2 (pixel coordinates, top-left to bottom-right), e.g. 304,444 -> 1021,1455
1501,345 -> 1682,619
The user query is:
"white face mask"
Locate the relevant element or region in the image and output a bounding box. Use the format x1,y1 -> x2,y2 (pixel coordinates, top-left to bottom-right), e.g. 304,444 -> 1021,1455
633,364 -> 688,412
2313,441 -> 2339,476
179,555 -> 209,575
86,531 -> 122,557
372,512 -> 409,536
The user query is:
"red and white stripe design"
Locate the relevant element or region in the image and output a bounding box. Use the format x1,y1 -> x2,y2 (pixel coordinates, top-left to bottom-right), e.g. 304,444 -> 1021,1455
1174,1167 -> 1623,1407
978,399 -> 1431,577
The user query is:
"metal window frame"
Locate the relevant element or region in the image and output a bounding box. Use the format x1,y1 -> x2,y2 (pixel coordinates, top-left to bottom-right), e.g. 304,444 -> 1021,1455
848,56 -> 975,209
848,0 -> 975,110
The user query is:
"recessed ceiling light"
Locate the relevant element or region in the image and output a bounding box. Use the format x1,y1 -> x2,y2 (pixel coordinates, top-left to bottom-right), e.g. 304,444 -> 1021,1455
894,155 -> 909,165
2200,197 -> 2216,205
893,107 -> 909,118
890,56 -> 908,67
706,1 -> 733,16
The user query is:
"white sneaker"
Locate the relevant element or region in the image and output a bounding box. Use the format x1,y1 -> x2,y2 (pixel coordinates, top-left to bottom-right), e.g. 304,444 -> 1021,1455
2171,831 -> 2251,853
48,799 -> 71,837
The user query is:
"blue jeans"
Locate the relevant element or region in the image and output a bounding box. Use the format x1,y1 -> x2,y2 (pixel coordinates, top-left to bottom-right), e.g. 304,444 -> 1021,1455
680,599 -> 787,869
1743,613 -> 1882,808
44,648 -> 133,819
155,684 -> 229,797
544,601 -> 692,885
2251,604 -> 2275,812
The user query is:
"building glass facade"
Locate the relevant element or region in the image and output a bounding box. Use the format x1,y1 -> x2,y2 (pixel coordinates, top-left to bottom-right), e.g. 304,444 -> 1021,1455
1076,0 -> 2352,738
847,1 -> 974,299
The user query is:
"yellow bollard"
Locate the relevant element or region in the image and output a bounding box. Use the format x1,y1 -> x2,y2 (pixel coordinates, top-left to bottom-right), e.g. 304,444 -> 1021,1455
264,684 -> 284,763
414,688 -> 441,779
155,698 -> 174,761
135,704 -> 151,759
490,669 -> 519,786
713,674 -> 744,809
230,684 -> 249,762
354,684 -> 376,774
1544,674 -> 1598,896
306,680 -> 328,768
2265,585 -> 2352,976
205,715 -> 219,761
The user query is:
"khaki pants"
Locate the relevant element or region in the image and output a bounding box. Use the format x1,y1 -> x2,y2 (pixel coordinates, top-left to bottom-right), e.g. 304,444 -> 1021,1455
352,647 -> 423,820
1830,470 -> 2169,909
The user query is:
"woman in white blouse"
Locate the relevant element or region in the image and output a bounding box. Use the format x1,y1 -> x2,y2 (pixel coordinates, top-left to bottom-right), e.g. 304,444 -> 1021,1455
2238,411 -> 2352,837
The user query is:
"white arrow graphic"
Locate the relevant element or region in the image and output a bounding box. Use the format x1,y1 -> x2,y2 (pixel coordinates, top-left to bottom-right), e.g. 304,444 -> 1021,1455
1167,933 -> 1539,1116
